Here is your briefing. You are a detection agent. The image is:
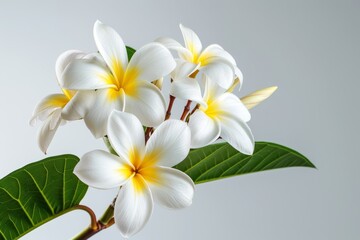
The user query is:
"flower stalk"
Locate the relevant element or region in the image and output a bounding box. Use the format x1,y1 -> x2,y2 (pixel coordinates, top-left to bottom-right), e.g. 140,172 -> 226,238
73,202 -> 115,240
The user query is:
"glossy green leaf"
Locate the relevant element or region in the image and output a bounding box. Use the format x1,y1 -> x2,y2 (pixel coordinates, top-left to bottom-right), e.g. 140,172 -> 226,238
126,46 -> 135,60
174,142 -> 315,184
0,154 -> 87,240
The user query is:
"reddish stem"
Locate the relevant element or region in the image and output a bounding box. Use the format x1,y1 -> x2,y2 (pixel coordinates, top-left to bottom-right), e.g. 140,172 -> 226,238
165,95 -> 176,120
180,100 -> 192,121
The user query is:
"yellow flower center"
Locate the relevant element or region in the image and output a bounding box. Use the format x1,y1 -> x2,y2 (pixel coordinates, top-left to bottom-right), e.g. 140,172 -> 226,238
119,148 -> 161,193
102,58 -> 140,101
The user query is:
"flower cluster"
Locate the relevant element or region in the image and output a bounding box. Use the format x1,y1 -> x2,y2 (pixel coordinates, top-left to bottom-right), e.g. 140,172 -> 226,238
31,20 -> 260,238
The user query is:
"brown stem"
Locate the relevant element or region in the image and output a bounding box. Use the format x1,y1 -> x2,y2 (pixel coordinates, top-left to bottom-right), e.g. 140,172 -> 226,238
145,127 -> 153,143
165,95 -> 176,120
73,200 -> 116,240
180,100 -> 192,121
74,205 -> 98,230
190,104 -> 200,116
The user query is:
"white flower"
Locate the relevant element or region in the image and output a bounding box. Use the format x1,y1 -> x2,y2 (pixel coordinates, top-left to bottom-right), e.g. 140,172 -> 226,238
188,76 -> 254,155
30,50 -> 86,153
156,24 -> 242,89
60,20 -> 176,138
74,111 -> 194,238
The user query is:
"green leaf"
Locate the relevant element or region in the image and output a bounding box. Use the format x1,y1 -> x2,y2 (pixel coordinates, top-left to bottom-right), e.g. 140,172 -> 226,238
174,142 -> 315,184
0,154 -> 87,240
126,46 -> 136,60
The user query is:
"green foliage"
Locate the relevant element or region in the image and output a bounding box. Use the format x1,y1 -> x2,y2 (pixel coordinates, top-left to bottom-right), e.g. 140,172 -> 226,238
174,142 -> 315,184
0,155 -> 88,240
126,46 -> 136,60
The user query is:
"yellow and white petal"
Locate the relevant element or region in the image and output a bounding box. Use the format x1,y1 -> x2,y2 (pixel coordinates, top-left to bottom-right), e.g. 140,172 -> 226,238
61,90 -> 97,121
199,44 -> 236,66
215,92 -> 251,122
93,20 -> 127,82
188,110 -> 221,148
179,24 -> 202,59
61,58 -> 115,90
83,89 -> 125,138
56,50 -> 86,81
74,150 -> 131,189
145,120 -> 191,168
30,94 -> 69,125
38,109 -> 62,154
170,78 -> 206,106
219,116 -> 254,155
108,111 -> 145,167
125,43 -> 176,83
124,81 -> 166,127
114,176 -> 153,238
146,166 -> 194,208
200,58 -> 234,89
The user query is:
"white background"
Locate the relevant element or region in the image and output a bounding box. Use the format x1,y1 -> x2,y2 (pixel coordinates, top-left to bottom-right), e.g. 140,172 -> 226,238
0,0 -> 358,239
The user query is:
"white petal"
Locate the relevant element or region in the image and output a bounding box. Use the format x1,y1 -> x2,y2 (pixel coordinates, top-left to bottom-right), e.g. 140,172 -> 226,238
219,116 -> 255,155
145,120 -> 191,167
61,58 -> 115,90
49,107 -> 62,130
83,89 -> 125,138
202,75 -> 227,103
124,81 -> 166,127
216,92 -> 251,122
74,150 -> 131,189
235,66 -> 244,91
61,90 -> 97,121
38,110 -> 62,154
93,20 -> 128,81
125,43 -> 176,83
155,37 -> 184,51
179,24 -> 202,57
114,176 -> 153,238
147,166 -> 194,208
170,78 -> 205,106
188,110 -> 221,148
155,37 -> 193,62
199,44 -> 236,66
201,58 -> 234,89
56,50 -> 86,81
108,111 -> 145,165
170,59 -> 200,80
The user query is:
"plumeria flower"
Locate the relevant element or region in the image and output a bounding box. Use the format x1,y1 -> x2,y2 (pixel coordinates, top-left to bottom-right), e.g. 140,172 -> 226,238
30,50 -> 86,153
60,20 -> 176,138
188,75 -> 254,155
156,24 -> 242,89
74,111 -> 194,237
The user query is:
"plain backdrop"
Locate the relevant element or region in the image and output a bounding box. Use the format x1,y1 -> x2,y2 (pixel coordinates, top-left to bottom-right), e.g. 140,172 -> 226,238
0,0 -> 359,239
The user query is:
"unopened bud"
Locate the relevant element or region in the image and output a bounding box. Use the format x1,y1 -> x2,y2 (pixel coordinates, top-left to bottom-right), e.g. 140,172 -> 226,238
241,86 -> 278,109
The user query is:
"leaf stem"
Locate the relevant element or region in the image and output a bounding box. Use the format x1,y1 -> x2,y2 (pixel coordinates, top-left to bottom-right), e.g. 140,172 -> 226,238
72,200 -> 116,240
73,205 -> 98,230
